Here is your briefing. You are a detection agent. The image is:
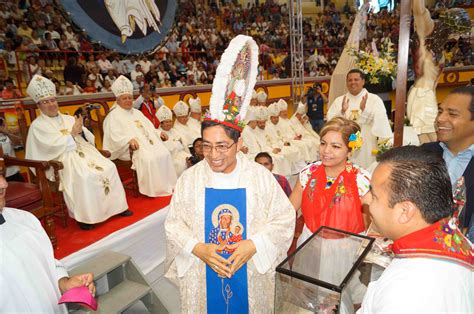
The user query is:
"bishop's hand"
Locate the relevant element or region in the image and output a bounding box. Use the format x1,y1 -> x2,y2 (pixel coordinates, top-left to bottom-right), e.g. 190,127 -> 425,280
226,240 -> 257,276
71,114 -> 84,137
128,138 -> 140,150
192,243 -> 231,278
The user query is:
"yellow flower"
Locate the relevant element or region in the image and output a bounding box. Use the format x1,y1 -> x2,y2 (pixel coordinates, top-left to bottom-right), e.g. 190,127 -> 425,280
444,235 -> 452,247
372,149 -> 380,155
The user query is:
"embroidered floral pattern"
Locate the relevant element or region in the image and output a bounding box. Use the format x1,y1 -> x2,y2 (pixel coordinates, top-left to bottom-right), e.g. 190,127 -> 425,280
102,177 -> 110,195
134,120 -> 154,145
434,218 -> 471,256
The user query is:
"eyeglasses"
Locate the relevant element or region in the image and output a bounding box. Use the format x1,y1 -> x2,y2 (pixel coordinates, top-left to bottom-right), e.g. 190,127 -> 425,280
201,142 -> 236,153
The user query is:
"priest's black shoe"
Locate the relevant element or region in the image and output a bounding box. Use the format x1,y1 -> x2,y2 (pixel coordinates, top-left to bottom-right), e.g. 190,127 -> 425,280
119,210 -> 133,217
78,222 -> 94,230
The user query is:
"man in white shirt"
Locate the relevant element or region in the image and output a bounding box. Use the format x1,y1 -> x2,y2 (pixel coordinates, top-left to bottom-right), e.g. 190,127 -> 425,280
360,146 -> 473,313
96,54 -> 114,76
102,76 -> 177,197
0,174 -> 96,313
328,69 -> 392,168
25,75 -> 130,230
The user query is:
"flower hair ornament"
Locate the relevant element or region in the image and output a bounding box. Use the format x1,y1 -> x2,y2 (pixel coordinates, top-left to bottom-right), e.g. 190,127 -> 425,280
204,35 -> 259,131
348,131 -> 363,152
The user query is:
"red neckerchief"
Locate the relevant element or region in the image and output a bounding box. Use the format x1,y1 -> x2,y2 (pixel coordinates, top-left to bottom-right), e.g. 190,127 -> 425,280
392,218 -> 473,270
301,162 -> 365,234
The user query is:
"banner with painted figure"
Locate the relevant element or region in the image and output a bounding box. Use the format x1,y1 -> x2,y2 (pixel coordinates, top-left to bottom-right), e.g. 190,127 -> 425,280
60,0 -> 177,54
205,188 -> 248,314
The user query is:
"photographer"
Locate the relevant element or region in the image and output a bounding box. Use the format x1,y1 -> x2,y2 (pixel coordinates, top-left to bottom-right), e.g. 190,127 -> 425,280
0,117 -> 23,182
186,137 -> 204,168
306,83 -> 327,133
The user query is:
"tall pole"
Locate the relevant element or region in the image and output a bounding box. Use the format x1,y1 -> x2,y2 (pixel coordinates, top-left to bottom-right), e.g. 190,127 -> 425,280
289,0 -> 304,105
393,0 -> 412,147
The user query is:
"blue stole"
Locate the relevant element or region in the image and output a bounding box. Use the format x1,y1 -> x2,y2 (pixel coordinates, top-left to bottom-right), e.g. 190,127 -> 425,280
205,188 -> 249,314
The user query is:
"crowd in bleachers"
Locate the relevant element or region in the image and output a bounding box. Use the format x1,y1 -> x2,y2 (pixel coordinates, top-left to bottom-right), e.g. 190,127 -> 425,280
0,0 -> 472,99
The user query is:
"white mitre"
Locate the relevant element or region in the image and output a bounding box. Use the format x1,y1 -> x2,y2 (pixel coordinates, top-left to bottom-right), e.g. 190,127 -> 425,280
277,99 -> 288,112
111,75 -> 133,97
244,106 -> 257,122
255,106 -> 269,121
173,100 -> 189,117
296,102 -> 307,114
252,90 -> 257,99
156,105 -> 173,122
267,102 -> 280,117
27,74 -> 56,103
256,90 -> 267,102
188,97 -> 202,113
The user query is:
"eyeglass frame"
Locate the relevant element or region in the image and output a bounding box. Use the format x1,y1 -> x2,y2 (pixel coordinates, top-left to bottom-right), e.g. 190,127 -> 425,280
201,141 -> 236,154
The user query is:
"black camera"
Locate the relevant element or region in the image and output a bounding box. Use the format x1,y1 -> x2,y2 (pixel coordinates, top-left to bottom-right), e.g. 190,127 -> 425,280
188,155 -> 202,166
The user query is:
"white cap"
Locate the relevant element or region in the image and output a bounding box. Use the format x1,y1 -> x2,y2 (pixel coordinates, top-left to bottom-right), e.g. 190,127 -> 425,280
188,97 -> 202,113
245,106 -> 257,122
251,90 -> 257,99
156,105 -> 173,122
112,75 -> 133,98
256,91 -> 267,102
277,99 -> 288,112
27,75 -> 56,103
267,103 -> 280,117
296,102 -> 307,114
255,106 -> 269,121
173,100 -> 189,117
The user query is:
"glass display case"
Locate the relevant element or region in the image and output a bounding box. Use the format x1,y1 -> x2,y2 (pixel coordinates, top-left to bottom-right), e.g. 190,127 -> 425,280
275,226 -> 375,314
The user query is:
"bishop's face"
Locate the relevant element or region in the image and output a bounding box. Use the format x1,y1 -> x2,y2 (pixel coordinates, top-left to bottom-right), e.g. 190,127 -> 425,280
161,120 -> 173,131
37,97 -> 59,117
117,94 -> 134,110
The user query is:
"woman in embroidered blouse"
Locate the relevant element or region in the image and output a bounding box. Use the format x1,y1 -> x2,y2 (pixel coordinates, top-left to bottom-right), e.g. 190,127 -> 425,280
290,117 -> 371,244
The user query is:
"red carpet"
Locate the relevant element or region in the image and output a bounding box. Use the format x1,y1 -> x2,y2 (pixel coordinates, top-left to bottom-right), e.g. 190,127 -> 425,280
54,191 -> 171,259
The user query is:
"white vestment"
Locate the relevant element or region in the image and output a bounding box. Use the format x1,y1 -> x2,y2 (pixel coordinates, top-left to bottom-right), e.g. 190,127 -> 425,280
359,258 -> 474,313
172,121 -> 197,151
26,113 -> 128,223
165,153 -> 295,313
289,115 -> 320,161
328,89 -> 392,168
406,86 -> 437,135
242,125 -> 292,176
103,105 -> 177,197
265,122 -> 308,169
158,126 -> 191,177
1,207 -> 68,313
275,118 -> 316,162
187,117 -> 202,140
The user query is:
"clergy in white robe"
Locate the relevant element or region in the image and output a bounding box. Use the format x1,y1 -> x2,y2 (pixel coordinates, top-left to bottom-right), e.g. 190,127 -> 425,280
102,75 -> 177,197
1,202 -> 95,312
242,108 -> 292,176
25,75 -> 128,224
328,70 -> 392,168
256,90 -> 267,106
172,100 -> 197,150
165,148 -> 295,312
359,147 -> 473,313
187,96 -> 203,139
156,105 -> 191,176
250,90 -> 258,106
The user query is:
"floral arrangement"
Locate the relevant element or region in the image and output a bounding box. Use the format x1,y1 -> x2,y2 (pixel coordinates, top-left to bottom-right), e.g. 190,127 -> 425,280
348,131 -> 363,152
371,139 -> 392,157
347,40 -> 397,84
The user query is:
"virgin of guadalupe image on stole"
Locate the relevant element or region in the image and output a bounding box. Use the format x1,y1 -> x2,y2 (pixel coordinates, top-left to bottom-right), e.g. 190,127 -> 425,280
205,188 -> 248,314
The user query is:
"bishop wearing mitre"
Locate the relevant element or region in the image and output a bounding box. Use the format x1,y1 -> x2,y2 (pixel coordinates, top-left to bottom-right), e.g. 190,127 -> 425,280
25,75 -> 130,229
102,75 -> 177,197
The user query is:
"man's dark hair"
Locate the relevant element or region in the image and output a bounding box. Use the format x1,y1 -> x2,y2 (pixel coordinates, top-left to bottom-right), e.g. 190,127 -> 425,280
378,146 -> 453,224
347,68 -> 365,80
255,152 -> 272,163
449,86 -> 474,120
201,120 -> 241,142
192,137 -> 203,147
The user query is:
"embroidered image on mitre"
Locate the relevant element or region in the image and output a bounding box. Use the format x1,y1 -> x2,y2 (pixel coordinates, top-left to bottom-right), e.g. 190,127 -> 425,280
296,101 -> 307,114
27,74 -> 56,103
255,106 -> 269,121
256,91 -> 267,103
111,75 -> 133,97
188,97 -> 202,113
156,105 -> 173,122
173,101 -> 189,117
268,103 -> 280,117
277,99 -> 288,112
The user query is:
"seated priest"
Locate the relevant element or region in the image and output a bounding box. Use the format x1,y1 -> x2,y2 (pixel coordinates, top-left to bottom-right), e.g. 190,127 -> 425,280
25,75 -> 130,230
187,96 -> 202,139
156,105 -> 191,176
172,100 -> 197,150
102,76 -> 177,197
